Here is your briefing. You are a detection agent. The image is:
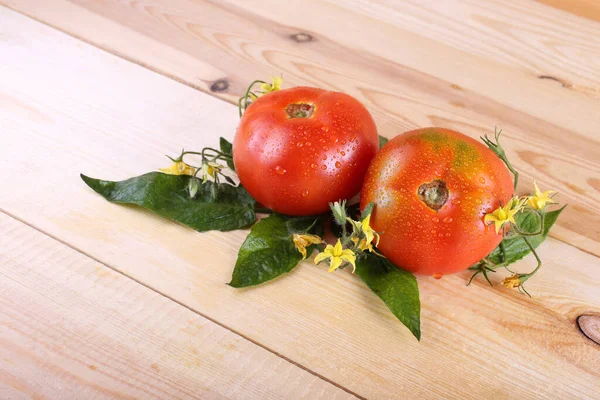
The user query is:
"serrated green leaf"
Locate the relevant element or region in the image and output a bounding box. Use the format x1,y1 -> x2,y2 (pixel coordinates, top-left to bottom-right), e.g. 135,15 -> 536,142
81,172 -> 255,232
229,214 -> 320,288
355,254 -> 421,340
485,206 -> 565,266
379,135 -> 389,149
220,137 -> 236,171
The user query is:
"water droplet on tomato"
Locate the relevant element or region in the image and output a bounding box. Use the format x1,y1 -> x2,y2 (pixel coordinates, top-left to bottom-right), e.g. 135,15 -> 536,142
442,217 -> 453,223
335,161 -> 341,168
321,165 -> 327,170
275,166 -> 286,175
310,163 -> 317,169
340,151 -> 346,156
302,189 -> 309,197
321,126 -> 329,132
432,217 -> 440,223
297,142 -> 303,147
479,177 -> 486,184
433,273 -> 443,280
341,140 -> 347,145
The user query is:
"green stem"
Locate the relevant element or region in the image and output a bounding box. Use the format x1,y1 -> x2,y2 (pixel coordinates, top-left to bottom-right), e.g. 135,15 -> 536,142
341,222 -> 348,244
481,128 -> 519,191
182,149 -> 232,160
238,80 -> 265,117
503,156 -> 519,191
521,235 -> 542,277
304,217 -> 320,233
238,96 -> 244,118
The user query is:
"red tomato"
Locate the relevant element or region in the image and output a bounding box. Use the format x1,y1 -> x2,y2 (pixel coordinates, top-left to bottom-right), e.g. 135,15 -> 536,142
234,87 -> 379,216
360,128 -> 514,276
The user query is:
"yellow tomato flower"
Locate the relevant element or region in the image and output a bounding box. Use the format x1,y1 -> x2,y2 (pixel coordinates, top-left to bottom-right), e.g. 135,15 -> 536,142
360,214 -> 380,248
201,161 -> 223,183
484,197 -> 524,234
260,76 -> 283,93
314,239 -> 356,273
292,233 -> 322,260
347,214 -> 380,252
527,181 -> 556,210
502,274 -> 522,289
160,161 -> 196,176
358,238 -> 374,252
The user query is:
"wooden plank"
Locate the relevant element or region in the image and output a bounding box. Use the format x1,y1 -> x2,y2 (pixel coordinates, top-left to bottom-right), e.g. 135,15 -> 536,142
1,8 -> 600,399
3,1 -> 600,257
0,213 -> 353,400
321,0 -> 600,97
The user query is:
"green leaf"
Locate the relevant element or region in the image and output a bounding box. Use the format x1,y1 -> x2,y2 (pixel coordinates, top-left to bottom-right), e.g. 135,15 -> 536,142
379,135 -> 389,149
220,137 -> 236,171
355,254 -> 421,340
81,172 -> 255,232
230,214 -> 319,288
485,206 -> 565,266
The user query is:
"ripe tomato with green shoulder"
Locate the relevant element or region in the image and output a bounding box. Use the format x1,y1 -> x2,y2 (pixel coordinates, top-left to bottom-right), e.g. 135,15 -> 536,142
360,128 -> 514,276
234,87 -> 379,216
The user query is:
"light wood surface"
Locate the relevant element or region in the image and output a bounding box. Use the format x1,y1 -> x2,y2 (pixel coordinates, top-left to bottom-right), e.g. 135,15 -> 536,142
1,3 -> 599,399
4,0 -> 600,258
535,0 -> 600,22
0,214 -> 352,400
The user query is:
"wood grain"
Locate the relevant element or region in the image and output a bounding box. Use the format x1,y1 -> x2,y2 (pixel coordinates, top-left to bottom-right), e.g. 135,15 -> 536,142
0,213 -> 353,400
1,9 -> 599,399
535,0 -> 600,23
324,0 -> 600,97
3,0 -> 600,258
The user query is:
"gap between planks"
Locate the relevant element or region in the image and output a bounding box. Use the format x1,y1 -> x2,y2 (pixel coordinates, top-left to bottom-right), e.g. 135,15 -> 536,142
0,208 -> 365,400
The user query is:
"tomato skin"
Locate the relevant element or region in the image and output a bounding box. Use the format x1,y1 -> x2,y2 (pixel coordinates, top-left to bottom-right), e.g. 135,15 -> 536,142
360,128 -> 514,276
234,87 -> 378,216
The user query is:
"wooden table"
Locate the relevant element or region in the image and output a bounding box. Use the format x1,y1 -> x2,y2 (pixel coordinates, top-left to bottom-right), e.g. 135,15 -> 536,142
1,1 -> 599,399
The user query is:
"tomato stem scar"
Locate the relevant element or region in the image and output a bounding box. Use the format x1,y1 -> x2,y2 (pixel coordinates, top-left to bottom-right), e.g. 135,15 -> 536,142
286,103 -> 315,118
417,179 -> 449,211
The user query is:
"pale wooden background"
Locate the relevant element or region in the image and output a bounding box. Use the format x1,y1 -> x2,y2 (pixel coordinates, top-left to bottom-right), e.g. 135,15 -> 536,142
0,1 -> 599,399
